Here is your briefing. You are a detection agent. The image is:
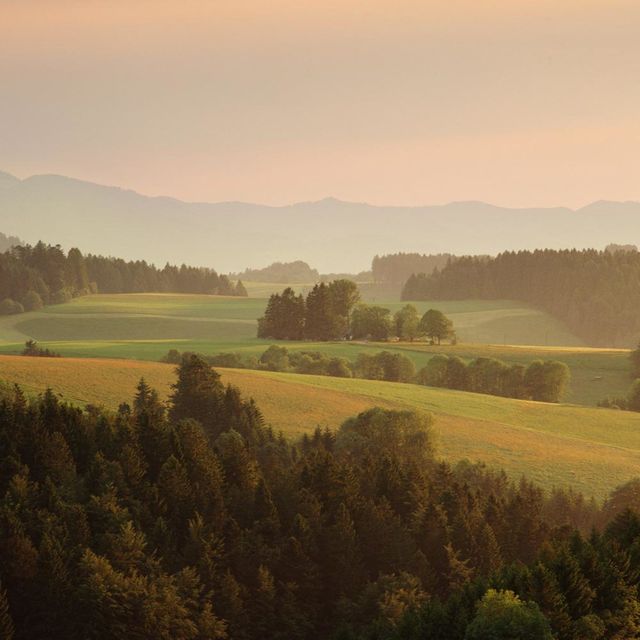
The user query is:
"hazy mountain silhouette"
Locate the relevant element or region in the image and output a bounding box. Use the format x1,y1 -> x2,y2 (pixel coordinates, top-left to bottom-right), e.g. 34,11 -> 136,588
1,170 -> 638,273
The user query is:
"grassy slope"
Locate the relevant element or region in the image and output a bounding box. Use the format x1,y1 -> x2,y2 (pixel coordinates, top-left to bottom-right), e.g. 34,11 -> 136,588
0,294 -> 630,406
1,354 -> 638,500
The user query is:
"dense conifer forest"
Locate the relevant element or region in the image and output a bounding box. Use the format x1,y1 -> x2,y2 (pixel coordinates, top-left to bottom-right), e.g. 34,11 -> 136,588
402,249 -> 640,346
0,241 -> 245,315
0,356 -> 639,639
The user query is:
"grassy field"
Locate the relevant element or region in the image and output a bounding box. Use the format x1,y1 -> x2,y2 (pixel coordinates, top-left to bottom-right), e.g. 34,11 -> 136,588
0,293 -> 632,406
0,354 -> 638,500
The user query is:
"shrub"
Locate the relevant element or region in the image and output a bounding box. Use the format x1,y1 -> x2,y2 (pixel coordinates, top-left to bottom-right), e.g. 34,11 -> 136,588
0,298 -> 24,315
51,288 -> 73,305
22,290 -> 44,311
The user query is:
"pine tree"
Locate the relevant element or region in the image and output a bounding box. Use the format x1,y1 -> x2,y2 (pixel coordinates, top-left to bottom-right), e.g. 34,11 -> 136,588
0,583 -> 14,640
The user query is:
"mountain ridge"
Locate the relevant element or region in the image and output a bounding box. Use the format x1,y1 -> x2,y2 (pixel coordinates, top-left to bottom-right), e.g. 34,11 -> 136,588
1,169 -> 639,272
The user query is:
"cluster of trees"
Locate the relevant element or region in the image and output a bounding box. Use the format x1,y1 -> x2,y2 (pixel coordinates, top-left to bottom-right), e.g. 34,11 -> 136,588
257,280 -> 360,340
401,249 -> 640,346
417,356 -> 571,402
164,346 -> 569,403
0,241 -> 246,316
21,340 -> 60,358
1,358 -> 639,639
259,289 -> 457,346
233,260 -> 320,284
372,253 -> 456,284
352,305 -> 455,344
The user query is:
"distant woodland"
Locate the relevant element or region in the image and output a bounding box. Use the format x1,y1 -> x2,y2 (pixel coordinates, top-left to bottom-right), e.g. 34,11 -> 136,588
372,253 -> 456,284
0,241 -> 245,315
0,359 -> 639,639
233,261 -> 320,283
402,249 -> 640,346
0,232 -> 21,253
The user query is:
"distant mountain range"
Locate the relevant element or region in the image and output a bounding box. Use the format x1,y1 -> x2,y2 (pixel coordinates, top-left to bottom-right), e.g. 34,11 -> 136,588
1,170 -> 639,273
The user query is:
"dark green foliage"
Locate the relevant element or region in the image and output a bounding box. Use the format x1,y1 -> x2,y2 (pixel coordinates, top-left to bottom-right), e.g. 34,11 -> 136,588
21,340 -> 60,358
1,369 -> 639,639
0,241 -> 242,315
402,249 -> 640,346
394,304 -> 421,341
354,351 -> 416,382
258,280 -> 359,341
417,355 -> 569,402
525,360 -> 571,402
419,309 -> 455,344
257,287 -> 306,340
351,304 -> 392,340
464,589 -> 554,640
0,299 -> 23,316
21,291 -> 43,311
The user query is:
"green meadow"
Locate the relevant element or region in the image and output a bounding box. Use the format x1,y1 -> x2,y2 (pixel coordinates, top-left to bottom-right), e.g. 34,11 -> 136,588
0,293 -> 631,406
0,354 -> 638,500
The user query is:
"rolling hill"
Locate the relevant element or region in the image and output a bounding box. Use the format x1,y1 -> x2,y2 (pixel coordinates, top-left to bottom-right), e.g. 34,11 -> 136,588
2,170 -> 640,273
0,354 -> 638,500
0,293 -> 631,406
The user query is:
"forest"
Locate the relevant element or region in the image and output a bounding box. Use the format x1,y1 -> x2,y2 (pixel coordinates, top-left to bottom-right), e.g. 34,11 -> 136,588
0,356 -> 639,639
401,248 -> 640,346
372,253 -> 456,285
0,241 -> 245,315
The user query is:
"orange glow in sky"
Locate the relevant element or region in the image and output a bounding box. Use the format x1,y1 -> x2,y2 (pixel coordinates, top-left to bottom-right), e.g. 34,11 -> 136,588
1,0 -> 639,207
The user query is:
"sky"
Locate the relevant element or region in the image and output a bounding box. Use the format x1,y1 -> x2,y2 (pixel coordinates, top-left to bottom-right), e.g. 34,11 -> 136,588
1,0 -> 639,208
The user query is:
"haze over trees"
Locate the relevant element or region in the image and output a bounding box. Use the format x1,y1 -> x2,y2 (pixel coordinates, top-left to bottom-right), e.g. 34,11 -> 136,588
232,260 -> 320,283
0,362 -> 639,639
372,252 -> 456,284
0,232 -> 21,253
402,249 -> 640,346
0,241 -> 245,316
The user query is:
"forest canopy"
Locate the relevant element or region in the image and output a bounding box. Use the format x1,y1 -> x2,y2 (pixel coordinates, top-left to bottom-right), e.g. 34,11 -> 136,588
0,240 -> 245,316
0,359 -> 638,639
402,249 -> 640,346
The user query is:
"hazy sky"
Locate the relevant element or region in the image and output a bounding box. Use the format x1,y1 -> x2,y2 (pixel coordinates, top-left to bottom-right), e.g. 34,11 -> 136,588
1,0 -> 639,207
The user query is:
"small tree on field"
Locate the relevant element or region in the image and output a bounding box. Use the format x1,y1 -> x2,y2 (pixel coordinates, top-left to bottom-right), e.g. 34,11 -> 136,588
419,309 -> 454,345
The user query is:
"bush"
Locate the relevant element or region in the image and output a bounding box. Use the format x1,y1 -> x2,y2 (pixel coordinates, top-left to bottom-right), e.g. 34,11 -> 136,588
208,352 -> 247,369
22,290 -> 44,311
51,288 -> 73,305
0,298 -> 24,315
259,345 -> 290,371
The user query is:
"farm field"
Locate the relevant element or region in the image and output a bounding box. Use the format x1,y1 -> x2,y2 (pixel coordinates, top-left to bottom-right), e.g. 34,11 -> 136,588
0,354 -> 638,500
0,293 -> 631,406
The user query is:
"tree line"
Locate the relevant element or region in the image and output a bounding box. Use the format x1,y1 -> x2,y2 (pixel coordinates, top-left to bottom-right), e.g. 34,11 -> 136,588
402,248 -> 640,346
165,346 -> 571,403
0,357 -> 638,639
0,241 -> 246,315
259,288 -> 456,345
